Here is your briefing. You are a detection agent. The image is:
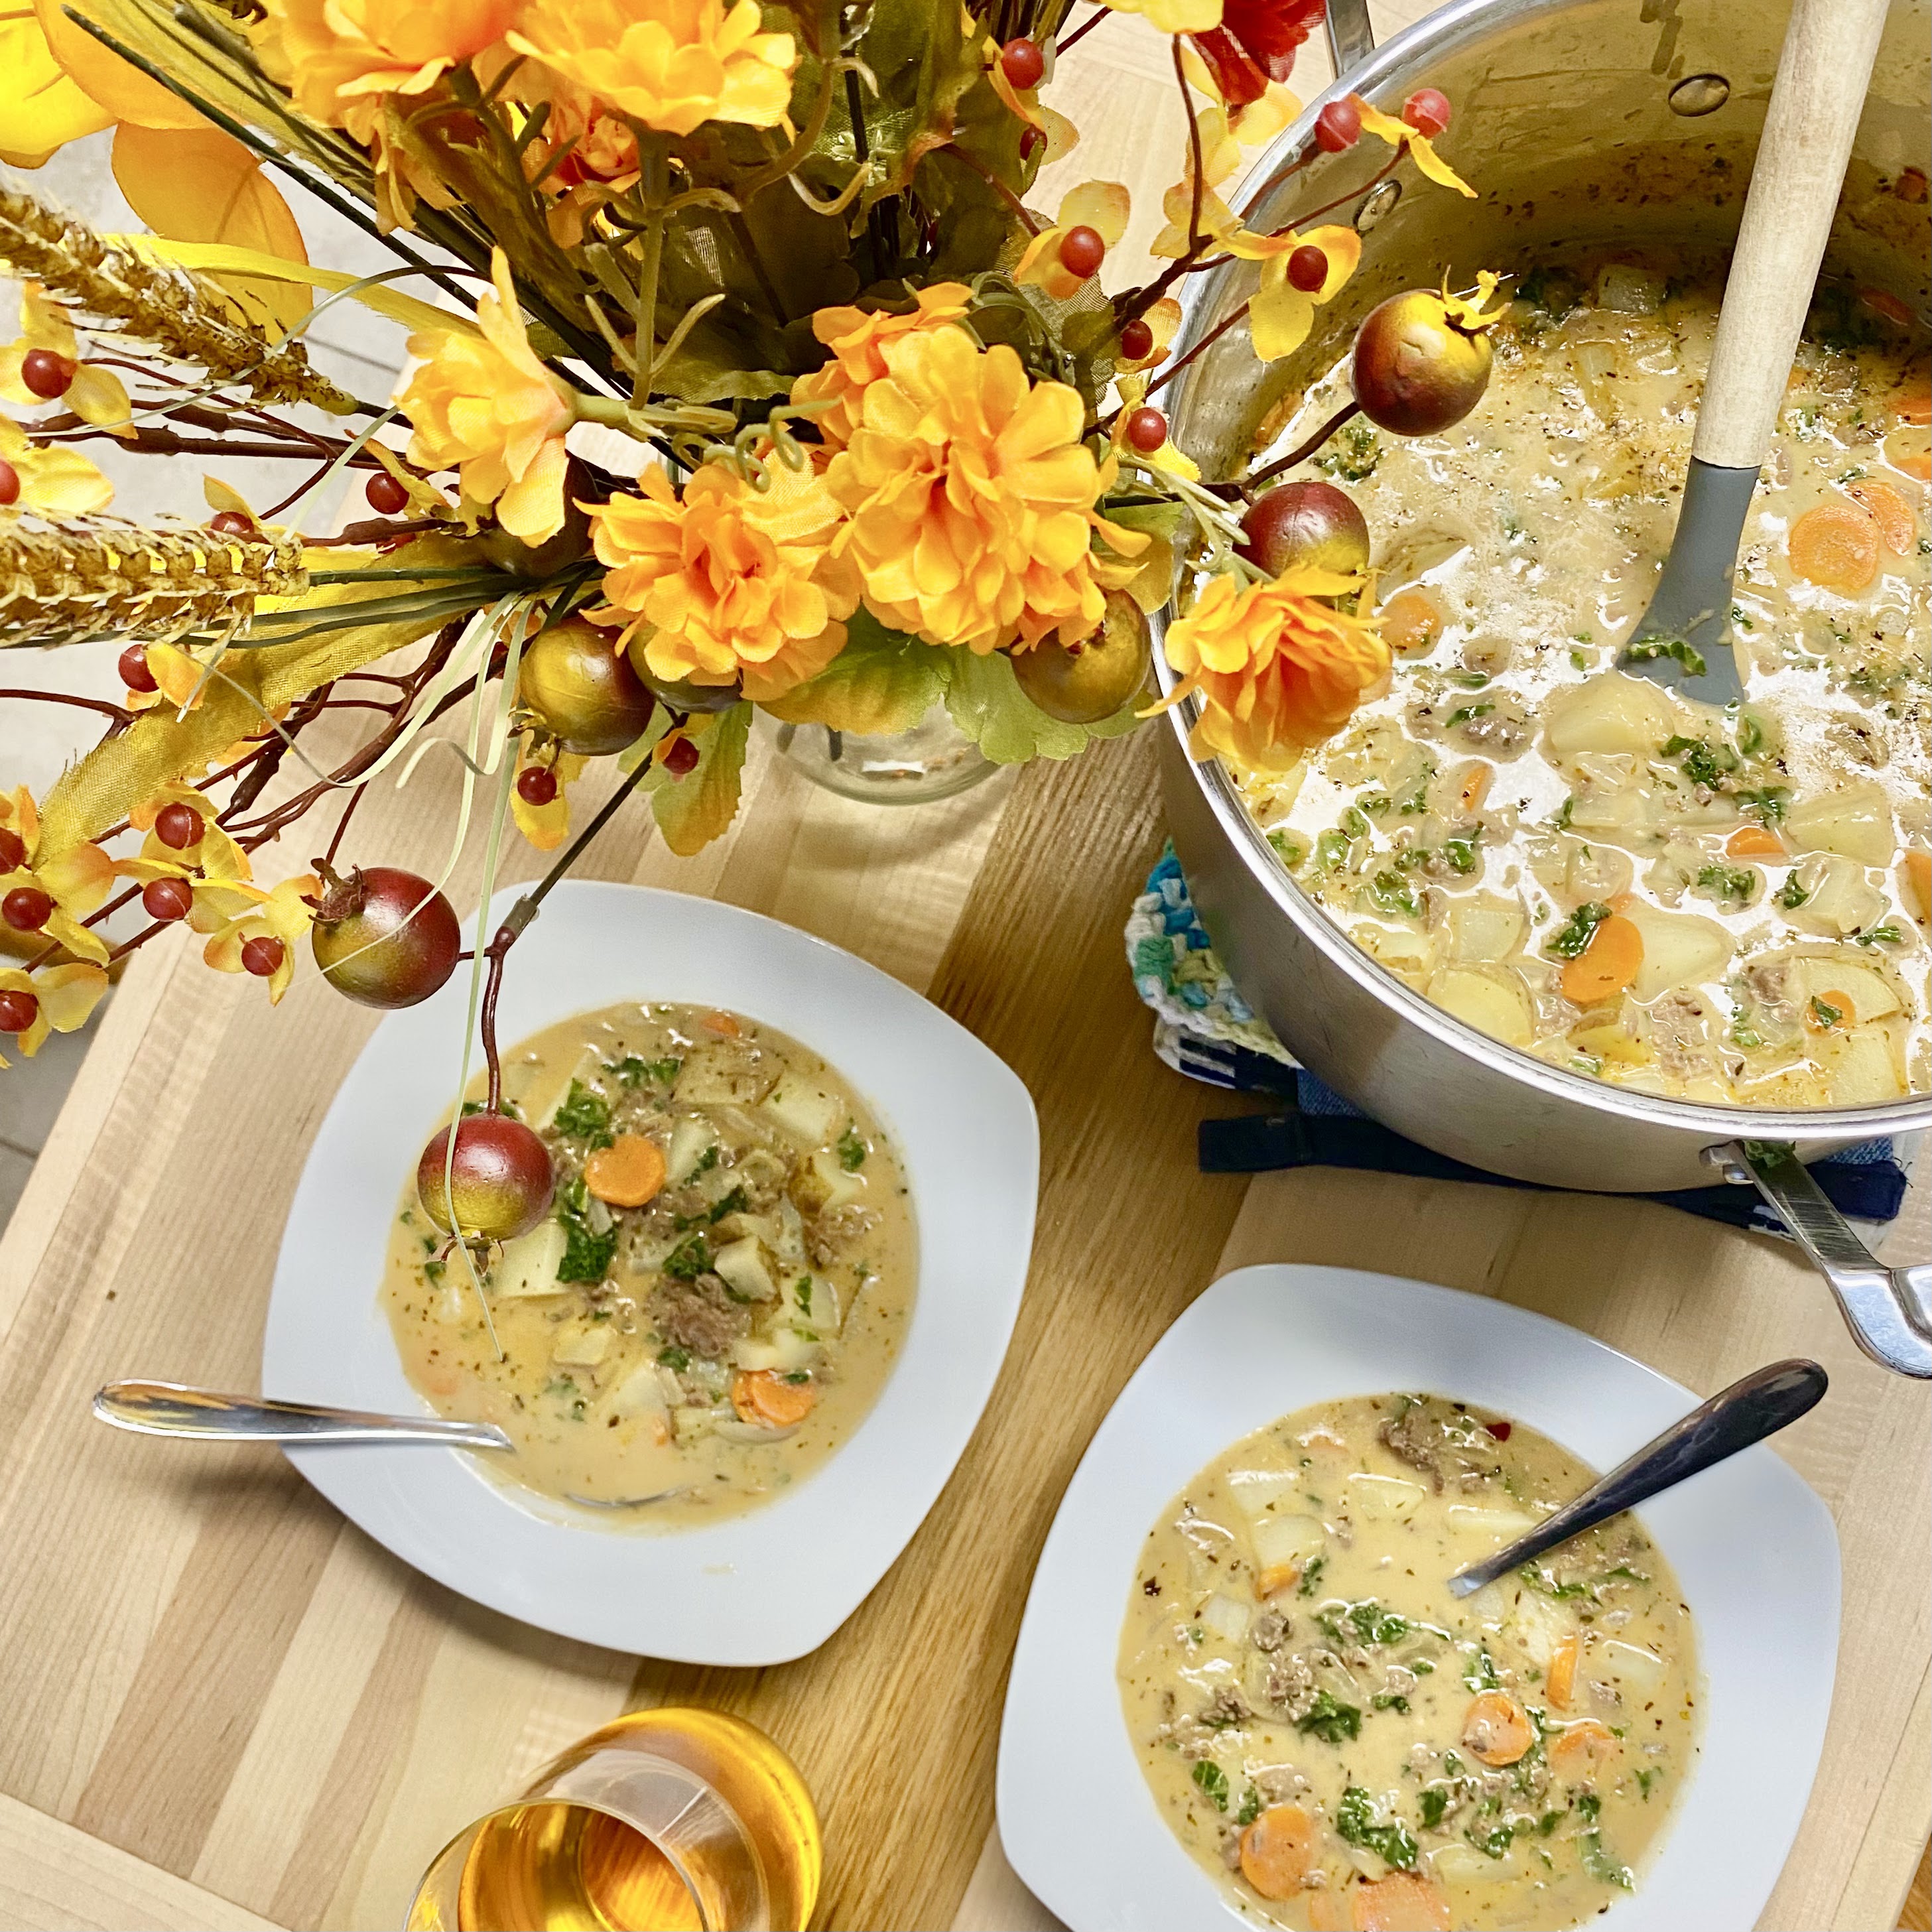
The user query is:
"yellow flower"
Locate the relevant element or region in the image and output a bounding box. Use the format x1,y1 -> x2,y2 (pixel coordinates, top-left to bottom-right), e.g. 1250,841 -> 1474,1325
1014,181 -> 1131,303
198,873 -> 319,1005
0,783 -> 117,964
1150,106 -> 1246,259
823,327 -> 1133,655
1233,222 -> 1362,362
0,961 -> 107,1065
589,458 -> 856,702
1111,373 -> 1198,482
0,285 -> 132,435
507,0 -> 797,139
0,415 -> 111,517
792,283 -> 974,450
510,740 -> 586,852
1118,297 -> 1183,373
1162,568 -> 1389,769
1348,92 -> 1475,198
1096,0 -> 1224,36
396,250 -> 575,542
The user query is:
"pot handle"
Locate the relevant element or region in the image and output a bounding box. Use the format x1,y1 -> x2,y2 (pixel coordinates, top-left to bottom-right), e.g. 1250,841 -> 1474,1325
1708,1139 -> 1932,1379
1324,0 -> 1374,76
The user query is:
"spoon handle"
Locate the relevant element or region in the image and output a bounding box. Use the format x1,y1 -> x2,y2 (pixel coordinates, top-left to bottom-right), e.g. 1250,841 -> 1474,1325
1447,1360 -> 1827,1598
94,1380 -> 512,1450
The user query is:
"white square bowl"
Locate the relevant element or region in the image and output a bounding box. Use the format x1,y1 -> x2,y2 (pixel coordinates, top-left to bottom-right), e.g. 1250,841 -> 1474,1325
998,1264 -> 1840,1932
263,879 -> 1039,1663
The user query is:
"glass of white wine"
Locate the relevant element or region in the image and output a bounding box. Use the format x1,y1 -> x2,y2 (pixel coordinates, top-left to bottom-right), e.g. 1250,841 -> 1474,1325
407,1708 -> 820,1932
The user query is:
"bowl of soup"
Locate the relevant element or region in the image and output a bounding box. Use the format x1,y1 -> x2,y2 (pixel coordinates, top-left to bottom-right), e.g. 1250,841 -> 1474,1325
265,881 -> 1038,1662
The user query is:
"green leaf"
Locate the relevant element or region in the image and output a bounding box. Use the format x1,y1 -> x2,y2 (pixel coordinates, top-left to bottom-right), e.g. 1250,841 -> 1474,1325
760,611 -> 947,736
645,703 -> 752,856
944,647 -> 1139,764
1335,1786 -> 1417,1870
1191,1760 -> 1230,1811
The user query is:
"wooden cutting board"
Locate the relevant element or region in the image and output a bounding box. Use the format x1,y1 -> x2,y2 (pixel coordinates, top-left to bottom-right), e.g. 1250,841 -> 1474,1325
0,8 -> 1923,1929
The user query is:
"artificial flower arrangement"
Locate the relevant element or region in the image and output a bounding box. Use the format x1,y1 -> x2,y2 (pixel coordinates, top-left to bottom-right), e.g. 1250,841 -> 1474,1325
0,0 -> 1497,1254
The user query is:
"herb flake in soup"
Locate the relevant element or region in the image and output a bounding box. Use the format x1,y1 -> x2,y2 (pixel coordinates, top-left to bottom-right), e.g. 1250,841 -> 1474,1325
1118,1393 -> 1699,1930
383,1001 -> 915,1522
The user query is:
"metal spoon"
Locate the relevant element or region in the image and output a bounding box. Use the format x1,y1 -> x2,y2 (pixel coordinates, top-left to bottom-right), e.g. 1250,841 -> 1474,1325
92,1381 -> 690,1511
1446,1358 -> 1827,1598
1620,0 -> 1887,703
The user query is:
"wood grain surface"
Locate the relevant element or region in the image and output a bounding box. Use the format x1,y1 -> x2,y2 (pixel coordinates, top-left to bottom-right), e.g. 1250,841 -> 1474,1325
1,5 -> 1926,1929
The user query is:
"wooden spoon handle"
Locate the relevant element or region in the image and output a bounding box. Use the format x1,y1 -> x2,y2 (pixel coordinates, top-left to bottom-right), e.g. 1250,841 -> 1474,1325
1693,0 -> 1888,472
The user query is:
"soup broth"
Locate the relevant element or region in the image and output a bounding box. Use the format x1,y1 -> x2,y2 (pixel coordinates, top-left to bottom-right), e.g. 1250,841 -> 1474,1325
383,1001 -> 916,1524
1118,1393 -> 1699,1931
1232,259 -> 1929,1107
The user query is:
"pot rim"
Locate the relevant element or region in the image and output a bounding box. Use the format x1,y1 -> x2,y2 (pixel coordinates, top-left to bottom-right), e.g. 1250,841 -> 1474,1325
1148,0 -> 1932,1149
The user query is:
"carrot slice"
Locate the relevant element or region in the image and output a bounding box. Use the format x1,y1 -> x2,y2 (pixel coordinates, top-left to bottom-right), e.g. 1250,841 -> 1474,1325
1547,1632 -> 1580,1709
1238,1803 -> 1315,1900
731,1370 -> 816,1429
1454,762 -> 1492,815
583,1133 -> 667,1208
701,1009 -> 742,1037
1463,1689 -> 1535,1766
1893,375 -> 1932,426
1559,913 -> 1643,1005
1378,588 -> 1444,656
1886,427 -> 1932,482
1308,1890 -> 1353,1932
1787,502 -> 1881,592
1351,1871 -> 1451,1931
1254,1562 -> 1303,1600
1725,824 -> 1786,860
1804,990 -> 1854,1032
1549,1718 -> 1619,1781
1848,479 -> 1918,556
1903,848 -> 1931,923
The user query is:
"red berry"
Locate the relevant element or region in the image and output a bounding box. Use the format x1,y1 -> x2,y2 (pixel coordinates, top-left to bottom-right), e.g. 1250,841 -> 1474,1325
20,348 -> 75,399
1402,88 -> 1451,137
241,934 -> 285,978
1125,407 -> 1169,453
0,989 -> 38,1034
1484,1418 -> 1512,1441
516,764 -> 558,806
999,36 -> 1044,90
208,509 -> 255,539
1315,98 -> 1362,152
1287,245 -> 1329,293
0,460 -> 19,507
1118,318 -> 1155,361
0,828 -> 26,871
142,876 -> 194,923
154,802 -> 203,850
3,886 -> 53,931
1058,225 -> 1106,279
118,644 -> 158,692
661,734 -> 700,777
365,471 -> 410,515
1019,124 -> 1045,162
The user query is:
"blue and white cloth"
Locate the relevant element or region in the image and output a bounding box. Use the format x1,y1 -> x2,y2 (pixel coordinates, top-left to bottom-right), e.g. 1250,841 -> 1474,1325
1127,844 -> 1910,1234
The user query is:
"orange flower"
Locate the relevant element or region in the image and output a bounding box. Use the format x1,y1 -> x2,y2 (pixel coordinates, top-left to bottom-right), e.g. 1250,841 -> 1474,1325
1162,568 -> 1389,769
507,0 -> 797,139
588,458 -> 855,701
823,326 -> 1135,654
792,283 -> 974,450
396,250 -> 575,542
267,0 -> 514,125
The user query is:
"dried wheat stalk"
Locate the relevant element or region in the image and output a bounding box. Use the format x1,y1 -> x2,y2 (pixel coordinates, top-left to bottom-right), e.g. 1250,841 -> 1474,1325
0,184 -> 353,415
0,517 -> 309,645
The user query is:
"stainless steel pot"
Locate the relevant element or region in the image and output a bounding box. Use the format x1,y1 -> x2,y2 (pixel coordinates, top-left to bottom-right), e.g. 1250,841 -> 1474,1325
1153,0 -> 1932,1373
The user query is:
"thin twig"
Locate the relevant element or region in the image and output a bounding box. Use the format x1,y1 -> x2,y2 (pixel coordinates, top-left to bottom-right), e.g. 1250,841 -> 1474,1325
0,688 -> 129,722
1245,399 -> 1362,490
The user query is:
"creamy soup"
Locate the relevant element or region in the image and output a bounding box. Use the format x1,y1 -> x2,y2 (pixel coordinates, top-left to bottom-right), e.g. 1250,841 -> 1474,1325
1118,1393 -> 1698,1931
384,1001 -> 916,1521
1234,259 -> 1929,1107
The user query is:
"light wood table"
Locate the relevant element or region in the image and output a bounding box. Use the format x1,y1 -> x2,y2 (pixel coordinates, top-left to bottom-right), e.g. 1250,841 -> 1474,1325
1,10 -> 1926,1929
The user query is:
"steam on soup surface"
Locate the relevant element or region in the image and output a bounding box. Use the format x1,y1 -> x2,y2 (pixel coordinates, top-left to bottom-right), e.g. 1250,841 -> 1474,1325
384,1001 -> 915,1521
1118,1394 -> 1698,1931
1234,257 -> 1929,1106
